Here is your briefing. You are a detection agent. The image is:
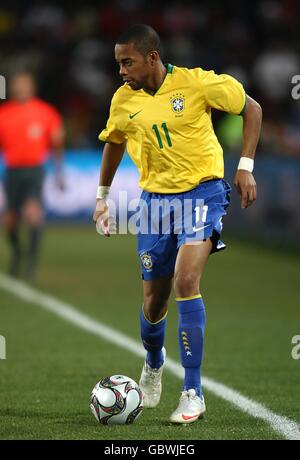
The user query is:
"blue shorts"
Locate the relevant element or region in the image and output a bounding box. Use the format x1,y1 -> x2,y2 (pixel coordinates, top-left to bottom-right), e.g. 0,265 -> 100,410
136,179 -> 231,281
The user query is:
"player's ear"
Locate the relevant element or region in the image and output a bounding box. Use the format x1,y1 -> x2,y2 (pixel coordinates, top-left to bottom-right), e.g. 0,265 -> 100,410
149,51 -> 159,65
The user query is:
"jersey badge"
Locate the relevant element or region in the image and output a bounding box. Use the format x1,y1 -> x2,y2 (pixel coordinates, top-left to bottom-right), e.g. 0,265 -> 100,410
170,93 -> 185,113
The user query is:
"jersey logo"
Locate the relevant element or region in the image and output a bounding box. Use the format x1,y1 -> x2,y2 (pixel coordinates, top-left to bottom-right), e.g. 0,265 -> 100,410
129,110 -> 143,119
170,93 -> 185,113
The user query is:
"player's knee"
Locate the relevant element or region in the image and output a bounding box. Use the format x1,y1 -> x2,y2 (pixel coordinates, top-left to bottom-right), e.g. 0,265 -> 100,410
22,201 -> 43,227
143,298 -> 168,324
174,272 -> 199,298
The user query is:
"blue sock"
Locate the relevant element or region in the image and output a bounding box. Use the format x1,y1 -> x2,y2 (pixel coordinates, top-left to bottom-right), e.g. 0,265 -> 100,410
140,306 -> 166,369
176,295 -> 206,397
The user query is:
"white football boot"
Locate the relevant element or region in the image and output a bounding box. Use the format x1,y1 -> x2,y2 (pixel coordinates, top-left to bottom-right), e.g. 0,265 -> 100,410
139,347 -> 166,408
169,389 -> 206,424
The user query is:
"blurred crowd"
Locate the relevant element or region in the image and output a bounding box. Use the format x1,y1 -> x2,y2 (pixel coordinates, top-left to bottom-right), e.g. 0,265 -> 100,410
0,0 -> 299,155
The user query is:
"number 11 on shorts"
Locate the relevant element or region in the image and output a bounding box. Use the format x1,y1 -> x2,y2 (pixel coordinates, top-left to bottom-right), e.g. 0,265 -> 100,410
195,205 -> 208,224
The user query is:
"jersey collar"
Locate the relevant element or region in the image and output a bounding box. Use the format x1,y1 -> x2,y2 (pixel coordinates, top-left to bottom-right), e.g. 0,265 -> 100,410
165,63 -> 174,74
142,63 -> 174,96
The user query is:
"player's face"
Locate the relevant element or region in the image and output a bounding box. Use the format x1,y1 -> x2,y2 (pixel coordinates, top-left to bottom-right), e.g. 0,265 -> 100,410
115,43 -> 154,91
9,74 -> 36,103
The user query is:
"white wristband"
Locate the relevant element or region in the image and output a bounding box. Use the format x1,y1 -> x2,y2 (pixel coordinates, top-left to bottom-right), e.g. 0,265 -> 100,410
237,157 -> 254,173
96,185 -> 110,200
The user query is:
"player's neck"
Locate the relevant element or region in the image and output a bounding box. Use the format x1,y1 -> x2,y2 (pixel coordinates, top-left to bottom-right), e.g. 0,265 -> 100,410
144,62 -> 167,95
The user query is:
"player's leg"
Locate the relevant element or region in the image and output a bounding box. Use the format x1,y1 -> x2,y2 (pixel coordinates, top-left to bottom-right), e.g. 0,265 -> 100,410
170,238 -> 212,423
2,209 -> 21,276
142,276 -> 172,364
170,178 -> 231,422
21,166 -> 45,279
174,240 -> 212,393
3,169 -> 22,276
22,197 -> 44,279
137,189 -> 178,407
139,276 -> 172,408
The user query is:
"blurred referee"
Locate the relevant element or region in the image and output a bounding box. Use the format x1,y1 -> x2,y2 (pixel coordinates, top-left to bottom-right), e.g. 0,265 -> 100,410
0,72 -> 64,279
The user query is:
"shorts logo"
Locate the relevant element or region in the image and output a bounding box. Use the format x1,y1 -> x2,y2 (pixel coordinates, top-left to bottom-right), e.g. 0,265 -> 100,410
170,93 -> 185,113
141,253 -> 152,270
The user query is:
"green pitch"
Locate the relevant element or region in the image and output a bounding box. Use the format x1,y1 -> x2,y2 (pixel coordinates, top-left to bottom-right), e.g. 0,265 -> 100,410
0,226 -> 299,440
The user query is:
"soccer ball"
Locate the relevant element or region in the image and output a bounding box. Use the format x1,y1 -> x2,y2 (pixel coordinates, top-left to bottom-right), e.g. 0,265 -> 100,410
90,375 -> 143,425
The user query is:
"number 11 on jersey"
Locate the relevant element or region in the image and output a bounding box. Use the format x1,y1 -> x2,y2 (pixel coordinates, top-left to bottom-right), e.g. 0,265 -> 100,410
152,122 -> 172,149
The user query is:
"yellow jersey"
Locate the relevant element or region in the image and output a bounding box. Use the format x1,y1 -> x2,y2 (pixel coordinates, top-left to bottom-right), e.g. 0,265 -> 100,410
99,64 -> 246,193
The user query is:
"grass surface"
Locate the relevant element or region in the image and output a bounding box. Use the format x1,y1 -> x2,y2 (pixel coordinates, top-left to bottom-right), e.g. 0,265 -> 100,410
0,226 -> 299,439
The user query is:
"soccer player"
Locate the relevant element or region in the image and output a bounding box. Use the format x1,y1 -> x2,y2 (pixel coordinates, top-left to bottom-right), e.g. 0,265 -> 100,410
0,72 -> 64,279
93,25 -> 262,424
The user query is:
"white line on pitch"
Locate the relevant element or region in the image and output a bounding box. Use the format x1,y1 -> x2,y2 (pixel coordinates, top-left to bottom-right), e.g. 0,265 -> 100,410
0,272 -> 299,440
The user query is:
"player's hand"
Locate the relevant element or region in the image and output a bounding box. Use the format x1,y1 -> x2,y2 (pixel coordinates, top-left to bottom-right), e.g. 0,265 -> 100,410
93,198 -> 116,237
234,170 -> 257,209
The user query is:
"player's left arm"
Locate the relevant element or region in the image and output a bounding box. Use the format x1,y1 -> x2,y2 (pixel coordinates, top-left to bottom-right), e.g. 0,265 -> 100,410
234,95 -> 262,209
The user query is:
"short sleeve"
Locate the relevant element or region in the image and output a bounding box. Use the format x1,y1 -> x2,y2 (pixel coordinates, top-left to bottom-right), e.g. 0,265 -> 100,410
201,70 -> 246,115
99,93 -> 127,144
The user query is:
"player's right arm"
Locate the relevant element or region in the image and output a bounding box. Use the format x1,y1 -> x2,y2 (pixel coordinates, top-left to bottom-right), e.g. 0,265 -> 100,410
94,89 -> 127,235
199,69 -> 261,208
93,141 -> 126,236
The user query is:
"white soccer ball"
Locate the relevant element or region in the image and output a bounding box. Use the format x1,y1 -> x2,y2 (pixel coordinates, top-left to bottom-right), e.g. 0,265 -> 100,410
90,375 -> 143,425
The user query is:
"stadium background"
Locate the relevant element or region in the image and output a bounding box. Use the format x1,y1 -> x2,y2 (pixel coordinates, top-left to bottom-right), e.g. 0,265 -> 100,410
0,0 -> 300,441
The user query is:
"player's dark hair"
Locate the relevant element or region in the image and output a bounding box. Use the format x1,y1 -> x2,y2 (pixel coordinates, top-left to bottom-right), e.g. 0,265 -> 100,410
116,24 -> 161,56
